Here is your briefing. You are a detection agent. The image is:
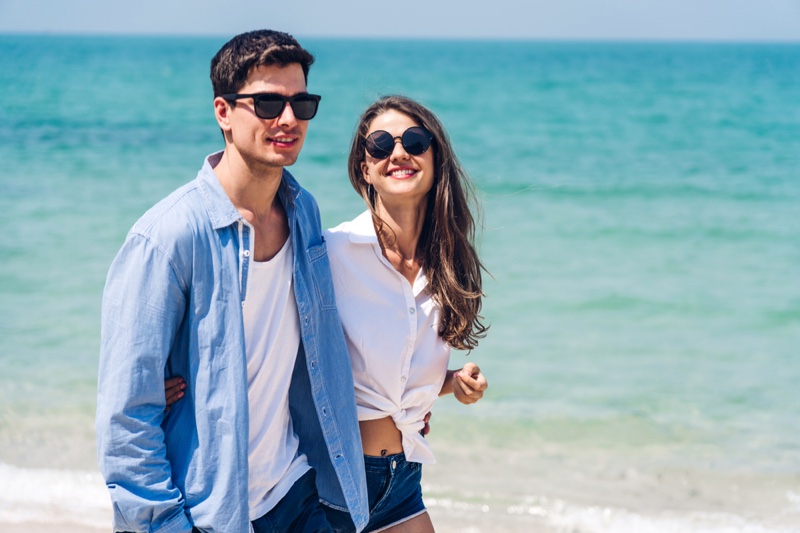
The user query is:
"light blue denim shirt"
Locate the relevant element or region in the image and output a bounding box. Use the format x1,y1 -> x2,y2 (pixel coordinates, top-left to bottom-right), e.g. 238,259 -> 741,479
96,152 -> 368,533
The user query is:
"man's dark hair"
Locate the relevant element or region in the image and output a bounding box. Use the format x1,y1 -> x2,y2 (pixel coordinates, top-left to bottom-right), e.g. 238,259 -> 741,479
210,29 -> 315,97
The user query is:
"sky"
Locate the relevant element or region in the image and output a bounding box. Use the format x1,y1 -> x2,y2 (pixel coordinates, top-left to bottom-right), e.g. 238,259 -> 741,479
0,0 -> 799,41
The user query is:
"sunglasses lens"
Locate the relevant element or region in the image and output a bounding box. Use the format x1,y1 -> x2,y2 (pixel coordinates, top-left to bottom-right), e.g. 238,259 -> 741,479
290,95 -> 320,120
402,127 -> 433,155
365,131 -> 395,159
364,127 -> 434,159
251,94 -> 320,120
253,95 -> 285,119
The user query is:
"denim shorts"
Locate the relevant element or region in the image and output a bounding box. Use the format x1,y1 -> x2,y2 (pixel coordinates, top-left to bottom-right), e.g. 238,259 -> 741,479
324,452 -> 426,533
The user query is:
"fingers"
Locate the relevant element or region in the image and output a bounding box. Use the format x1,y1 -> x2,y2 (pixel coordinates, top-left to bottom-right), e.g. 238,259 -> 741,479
165,376 -> 183,388
165,377 -> 186,407
454,373 -> 480,404
457,364 -> 488,392
462,361 -> 480,376
471,371 -> 488,392
422,411 -> 432,436
452,371 -> 476,404
165,389 -> 185,406
453,364 -> 488,405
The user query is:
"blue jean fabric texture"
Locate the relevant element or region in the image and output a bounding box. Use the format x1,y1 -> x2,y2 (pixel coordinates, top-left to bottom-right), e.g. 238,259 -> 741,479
191,470 -> 332,533
96,152 -> 368,533
324,453 -> 426,533
250,469 -> 333,533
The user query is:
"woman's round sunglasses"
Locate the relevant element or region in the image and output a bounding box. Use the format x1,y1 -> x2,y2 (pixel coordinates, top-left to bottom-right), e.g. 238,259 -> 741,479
222,92 -> 322,120
364,126 -> 434,160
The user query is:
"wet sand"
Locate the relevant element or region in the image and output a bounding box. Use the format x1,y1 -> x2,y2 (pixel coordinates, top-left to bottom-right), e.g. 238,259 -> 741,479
1,525 -> 105,533
3,509 -> 548,533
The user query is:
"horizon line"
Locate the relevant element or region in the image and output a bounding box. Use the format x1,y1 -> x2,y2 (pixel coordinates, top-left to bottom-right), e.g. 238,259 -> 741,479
1,30 -> 799,45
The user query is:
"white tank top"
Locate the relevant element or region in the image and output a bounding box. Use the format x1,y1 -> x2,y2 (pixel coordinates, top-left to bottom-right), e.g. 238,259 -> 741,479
242,236 -> 309,520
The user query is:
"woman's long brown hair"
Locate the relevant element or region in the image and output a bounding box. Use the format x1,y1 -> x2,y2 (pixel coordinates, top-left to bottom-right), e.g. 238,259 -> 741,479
347,95 -> 488,351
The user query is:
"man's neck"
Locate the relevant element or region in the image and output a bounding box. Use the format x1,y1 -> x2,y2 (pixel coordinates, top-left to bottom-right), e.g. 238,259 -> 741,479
213,148 -> 284,219
213,148 -> 291,262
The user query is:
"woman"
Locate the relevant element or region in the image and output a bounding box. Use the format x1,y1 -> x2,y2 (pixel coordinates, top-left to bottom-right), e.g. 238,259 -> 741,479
166,95 -> 489,532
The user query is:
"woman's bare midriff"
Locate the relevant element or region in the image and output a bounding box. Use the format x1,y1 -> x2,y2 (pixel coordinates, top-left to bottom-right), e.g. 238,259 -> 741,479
359,417 -> 404,457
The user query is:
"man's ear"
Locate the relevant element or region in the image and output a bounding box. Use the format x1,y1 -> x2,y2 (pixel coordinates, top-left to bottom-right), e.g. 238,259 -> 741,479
213,96 -> 233,132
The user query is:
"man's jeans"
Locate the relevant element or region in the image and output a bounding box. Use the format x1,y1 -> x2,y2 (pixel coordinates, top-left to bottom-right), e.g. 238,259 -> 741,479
193,469 -> 333,533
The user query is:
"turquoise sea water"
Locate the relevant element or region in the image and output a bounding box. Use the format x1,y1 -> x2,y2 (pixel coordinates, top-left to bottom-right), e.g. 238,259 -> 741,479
1,35 -> 799,531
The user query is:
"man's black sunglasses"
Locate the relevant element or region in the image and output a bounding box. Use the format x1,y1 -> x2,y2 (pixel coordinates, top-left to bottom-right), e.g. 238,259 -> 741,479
222,93 -> 322,120
364,126 -> 434,160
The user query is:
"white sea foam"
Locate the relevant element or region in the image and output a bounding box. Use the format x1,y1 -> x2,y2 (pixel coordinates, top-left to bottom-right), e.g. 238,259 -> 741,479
1,461 -> 797,532
537,500 -> 798,533
427,492 -> 800,533
0,462 -> 110,528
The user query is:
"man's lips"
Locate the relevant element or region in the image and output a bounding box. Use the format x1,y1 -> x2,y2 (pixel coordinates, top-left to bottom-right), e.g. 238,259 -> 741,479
268,135 -> 298,147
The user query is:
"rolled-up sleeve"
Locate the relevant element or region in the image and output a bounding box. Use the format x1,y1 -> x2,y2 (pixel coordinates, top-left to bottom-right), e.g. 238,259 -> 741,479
96,232 -> 192,533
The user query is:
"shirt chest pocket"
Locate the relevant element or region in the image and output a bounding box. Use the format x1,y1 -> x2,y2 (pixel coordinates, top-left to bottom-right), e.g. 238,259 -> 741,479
306,241 -> 338,311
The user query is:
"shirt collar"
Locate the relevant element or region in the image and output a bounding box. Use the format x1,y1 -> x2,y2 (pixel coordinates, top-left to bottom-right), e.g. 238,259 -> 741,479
348,210 -> 379,244
349,209 -> 430,293
196,151 -> 302,230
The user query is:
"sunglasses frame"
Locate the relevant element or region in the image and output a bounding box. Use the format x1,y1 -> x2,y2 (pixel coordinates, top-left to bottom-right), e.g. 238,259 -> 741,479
221,92 -> 322,120
364,126 -> 434,160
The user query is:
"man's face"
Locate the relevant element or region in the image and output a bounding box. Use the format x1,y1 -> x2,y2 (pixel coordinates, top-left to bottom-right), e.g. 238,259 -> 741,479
216,63 -> 310,172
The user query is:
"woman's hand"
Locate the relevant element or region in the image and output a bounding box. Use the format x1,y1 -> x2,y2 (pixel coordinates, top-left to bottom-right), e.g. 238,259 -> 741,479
422,411 -> 432,436
164,376 -> 186,411
441,362 -> 488,404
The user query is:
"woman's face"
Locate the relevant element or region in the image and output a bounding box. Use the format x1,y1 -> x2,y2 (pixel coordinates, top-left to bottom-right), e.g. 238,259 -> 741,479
360,109 -> 435,208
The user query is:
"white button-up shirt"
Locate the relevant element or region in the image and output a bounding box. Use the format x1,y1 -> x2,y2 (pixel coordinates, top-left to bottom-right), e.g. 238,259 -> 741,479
325,211 -> 451,464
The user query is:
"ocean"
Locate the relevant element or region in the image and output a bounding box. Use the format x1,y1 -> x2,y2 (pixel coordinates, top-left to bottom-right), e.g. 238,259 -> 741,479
0,35 -> 798,532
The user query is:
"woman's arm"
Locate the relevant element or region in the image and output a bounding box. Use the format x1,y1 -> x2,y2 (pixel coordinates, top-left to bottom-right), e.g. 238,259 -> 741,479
439,362 -> 488,404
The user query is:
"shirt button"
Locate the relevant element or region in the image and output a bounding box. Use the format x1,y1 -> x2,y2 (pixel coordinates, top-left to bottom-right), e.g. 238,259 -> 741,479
243,250 -> 250,257
409,307 -> 415,314
401,376 -> 407,382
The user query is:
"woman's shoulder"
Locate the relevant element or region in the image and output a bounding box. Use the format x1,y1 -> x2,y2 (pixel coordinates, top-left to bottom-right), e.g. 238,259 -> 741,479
323,219 -> 349,248
324,215 -> 355,257
325,211 -> 375,241
325,211 -> 377,269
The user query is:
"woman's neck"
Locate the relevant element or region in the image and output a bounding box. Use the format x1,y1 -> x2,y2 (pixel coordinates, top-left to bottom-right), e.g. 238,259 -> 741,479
374,197 -> 429,284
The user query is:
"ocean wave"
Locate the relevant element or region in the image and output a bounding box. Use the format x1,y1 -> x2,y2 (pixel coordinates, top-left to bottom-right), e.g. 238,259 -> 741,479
426,490 -> 800,533
477,179 -> 799,204
0,462 -> 110,528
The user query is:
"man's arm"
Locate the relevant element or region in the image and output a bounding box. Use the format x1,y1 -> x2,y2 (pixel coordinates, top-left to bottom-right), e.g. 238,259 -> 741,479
96,232 -> 193,533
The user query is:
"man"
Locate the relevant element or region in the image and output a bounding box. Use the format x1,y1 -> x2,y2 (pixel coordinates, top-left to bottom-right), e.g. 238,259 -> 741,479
96,30 -> 368,533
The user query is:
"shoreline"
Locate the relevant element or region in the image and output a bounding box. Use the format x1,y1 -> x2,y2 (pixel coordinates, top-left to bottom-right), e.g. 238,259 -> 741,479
0,510 -> 548,533
4,503 -> 796,533
0,514 -> 551,533
0,524 -> 106,533
2,452 -> 799,533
